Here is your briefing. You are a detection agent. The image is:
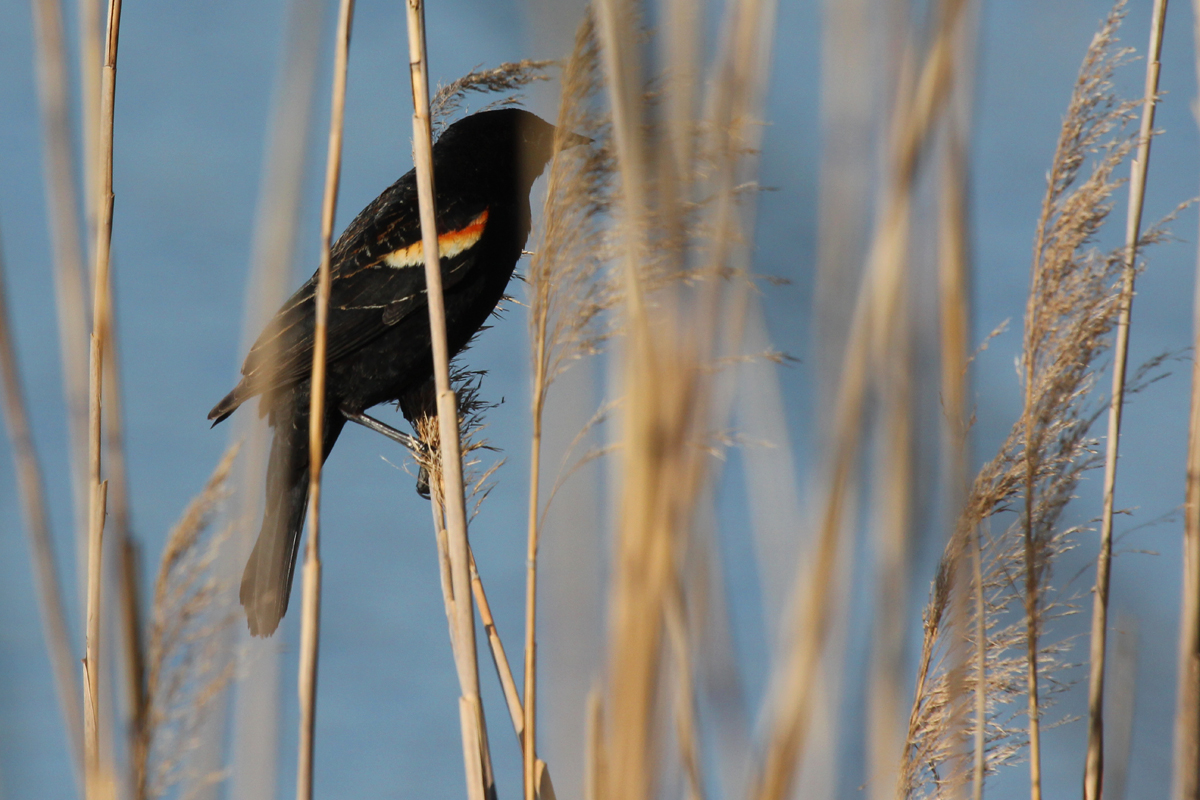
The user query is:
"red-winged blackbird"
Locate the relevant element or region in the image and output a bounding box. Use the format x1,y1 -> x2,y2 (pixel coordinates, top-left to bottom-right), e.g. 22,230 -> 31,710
209,108 -> 583,636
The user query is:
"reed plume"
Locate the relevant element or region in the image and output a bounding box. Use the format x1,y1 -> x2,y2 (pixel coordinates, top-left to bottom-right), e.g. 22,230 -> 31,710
431,60 -> 554,135
132,444 -> 239,800
898,5 -> 1181,795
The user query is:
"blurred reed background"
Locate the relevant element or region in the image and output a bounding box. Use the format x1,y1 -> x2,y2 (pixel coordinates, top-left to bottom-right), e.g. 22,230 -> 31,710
1,0 -> 1200,798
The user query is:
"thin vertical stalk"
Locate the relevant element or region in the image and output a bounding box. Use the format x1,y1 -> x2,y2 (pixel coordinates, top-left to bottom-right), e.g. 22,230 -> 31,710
0,227 -> 83,783
23,0 -> 89,767
83,476 -> 107,798
757,7 -> 957,798
1178,274 -> 1200,800
1021,513 -> 1043,800
1175,6 -> 1200,796
971,532 -> 986,800
29,0 -> 92,609
525,290 -> 547,800
228,2 -> 323,797
935,1 -> 978,794
1085,4 -> 1167,798
120,536 -> 148,800
105,323 -> 142,800
470,548 -> 525,743
295,0 -> 354,798
84,0 -> 121,794
403,4 -> 489,800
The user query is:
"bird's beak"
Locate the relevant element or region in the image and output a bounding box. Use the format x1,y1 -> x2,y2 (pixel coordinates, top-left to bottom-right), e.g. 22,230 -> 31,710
560,130 -> 593,150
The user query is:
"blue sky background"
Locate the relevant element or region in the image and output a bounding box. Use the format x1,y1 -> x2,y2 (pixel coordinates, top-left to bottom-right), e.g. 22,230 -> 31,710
2,0 -> 1199,798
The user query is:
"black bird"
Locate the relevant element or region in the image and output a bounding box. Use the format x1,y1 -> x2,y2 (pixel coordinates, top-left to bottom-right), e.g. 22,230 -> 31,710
209,108 -> 581,636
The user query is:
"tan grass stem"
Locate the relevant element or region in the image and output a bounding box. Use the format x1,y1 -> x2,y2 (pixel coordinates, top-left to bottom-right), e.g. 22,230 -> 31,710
83,476 -> 107,798
945,65 -> 985,799
758,8 -> 957,799
84,0 -> 121,793
940,122 -> 977,800
227,3 -> 324,795
1085,4 -> 1167,798
970,531 -> 986,800
404,4 -> 488,798
524,329 -> 545,800
934,2 -> 978,795
1174,5 -> 1200,795
295,1 -> 355,797
119,535 -> 147,800
29,0 -> 92,596
1178,270 -> 1200,800
0,227 -> 84,780
665,586 -> 704,800
470,548 -> 524,741
470,541 -> 558,798
520,23 -> 607,798
102,325 -> 142,796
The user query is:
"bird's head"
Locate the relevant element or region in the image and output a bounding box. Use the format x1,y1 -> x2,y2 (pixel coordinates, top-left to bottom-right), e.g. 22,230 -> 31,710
434,108 -> 590,196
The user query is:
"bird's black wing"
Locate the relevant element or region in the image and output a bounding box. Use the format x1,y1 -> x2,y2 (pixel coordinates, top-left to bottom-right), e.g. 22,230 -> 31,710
239,176 -> 490,395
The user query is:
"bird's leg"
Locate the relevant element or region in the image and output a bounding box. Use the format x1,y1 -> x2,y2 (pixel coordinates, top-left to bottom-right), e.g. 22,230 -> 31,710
342,407 -> 432,498
341,408 -> 422,451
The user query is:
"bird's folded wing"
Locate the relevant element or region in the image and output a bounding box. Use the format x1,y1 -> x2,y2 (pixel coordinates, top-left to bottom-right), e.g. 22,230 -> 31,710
239,195 -> 489,393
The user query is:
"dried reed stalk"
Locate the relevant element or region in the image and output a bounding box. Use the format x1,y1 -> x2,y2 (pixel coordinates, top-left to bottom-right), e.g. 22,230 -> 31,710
360,385 -> 510,749
225,3 -> 324,796
29,0 -> 93,606
408,371 -> 498,798
756,4 -> 959,798
0,225 -> 84,777
868,9 -> 921,793
933,1 -> 978,796
81,0 -> 136,775
132,444 -> 239,799
524,18 -> 611,800
104,324 -> 142,800
592,3 -> 684,798
948,134 -> 986,800
899,8 -> 1158,796
84,0 -> 122,794
83,476 -> 107,797
1085,3 -> 1167,798
120,535 -> 147,800
590,1 -> 777,799
470,548 -> 524,740
871,10 -> 969,798
103,329 -> 137,722
1175,5 -> 1200,795
295,0 -> 355,797
404,4 -> 488,798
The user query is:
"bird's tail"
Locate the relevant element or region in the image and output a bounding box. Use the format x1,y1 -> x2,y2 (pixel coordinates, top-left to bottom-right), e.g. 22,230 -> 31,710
240,406 -> 344,636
